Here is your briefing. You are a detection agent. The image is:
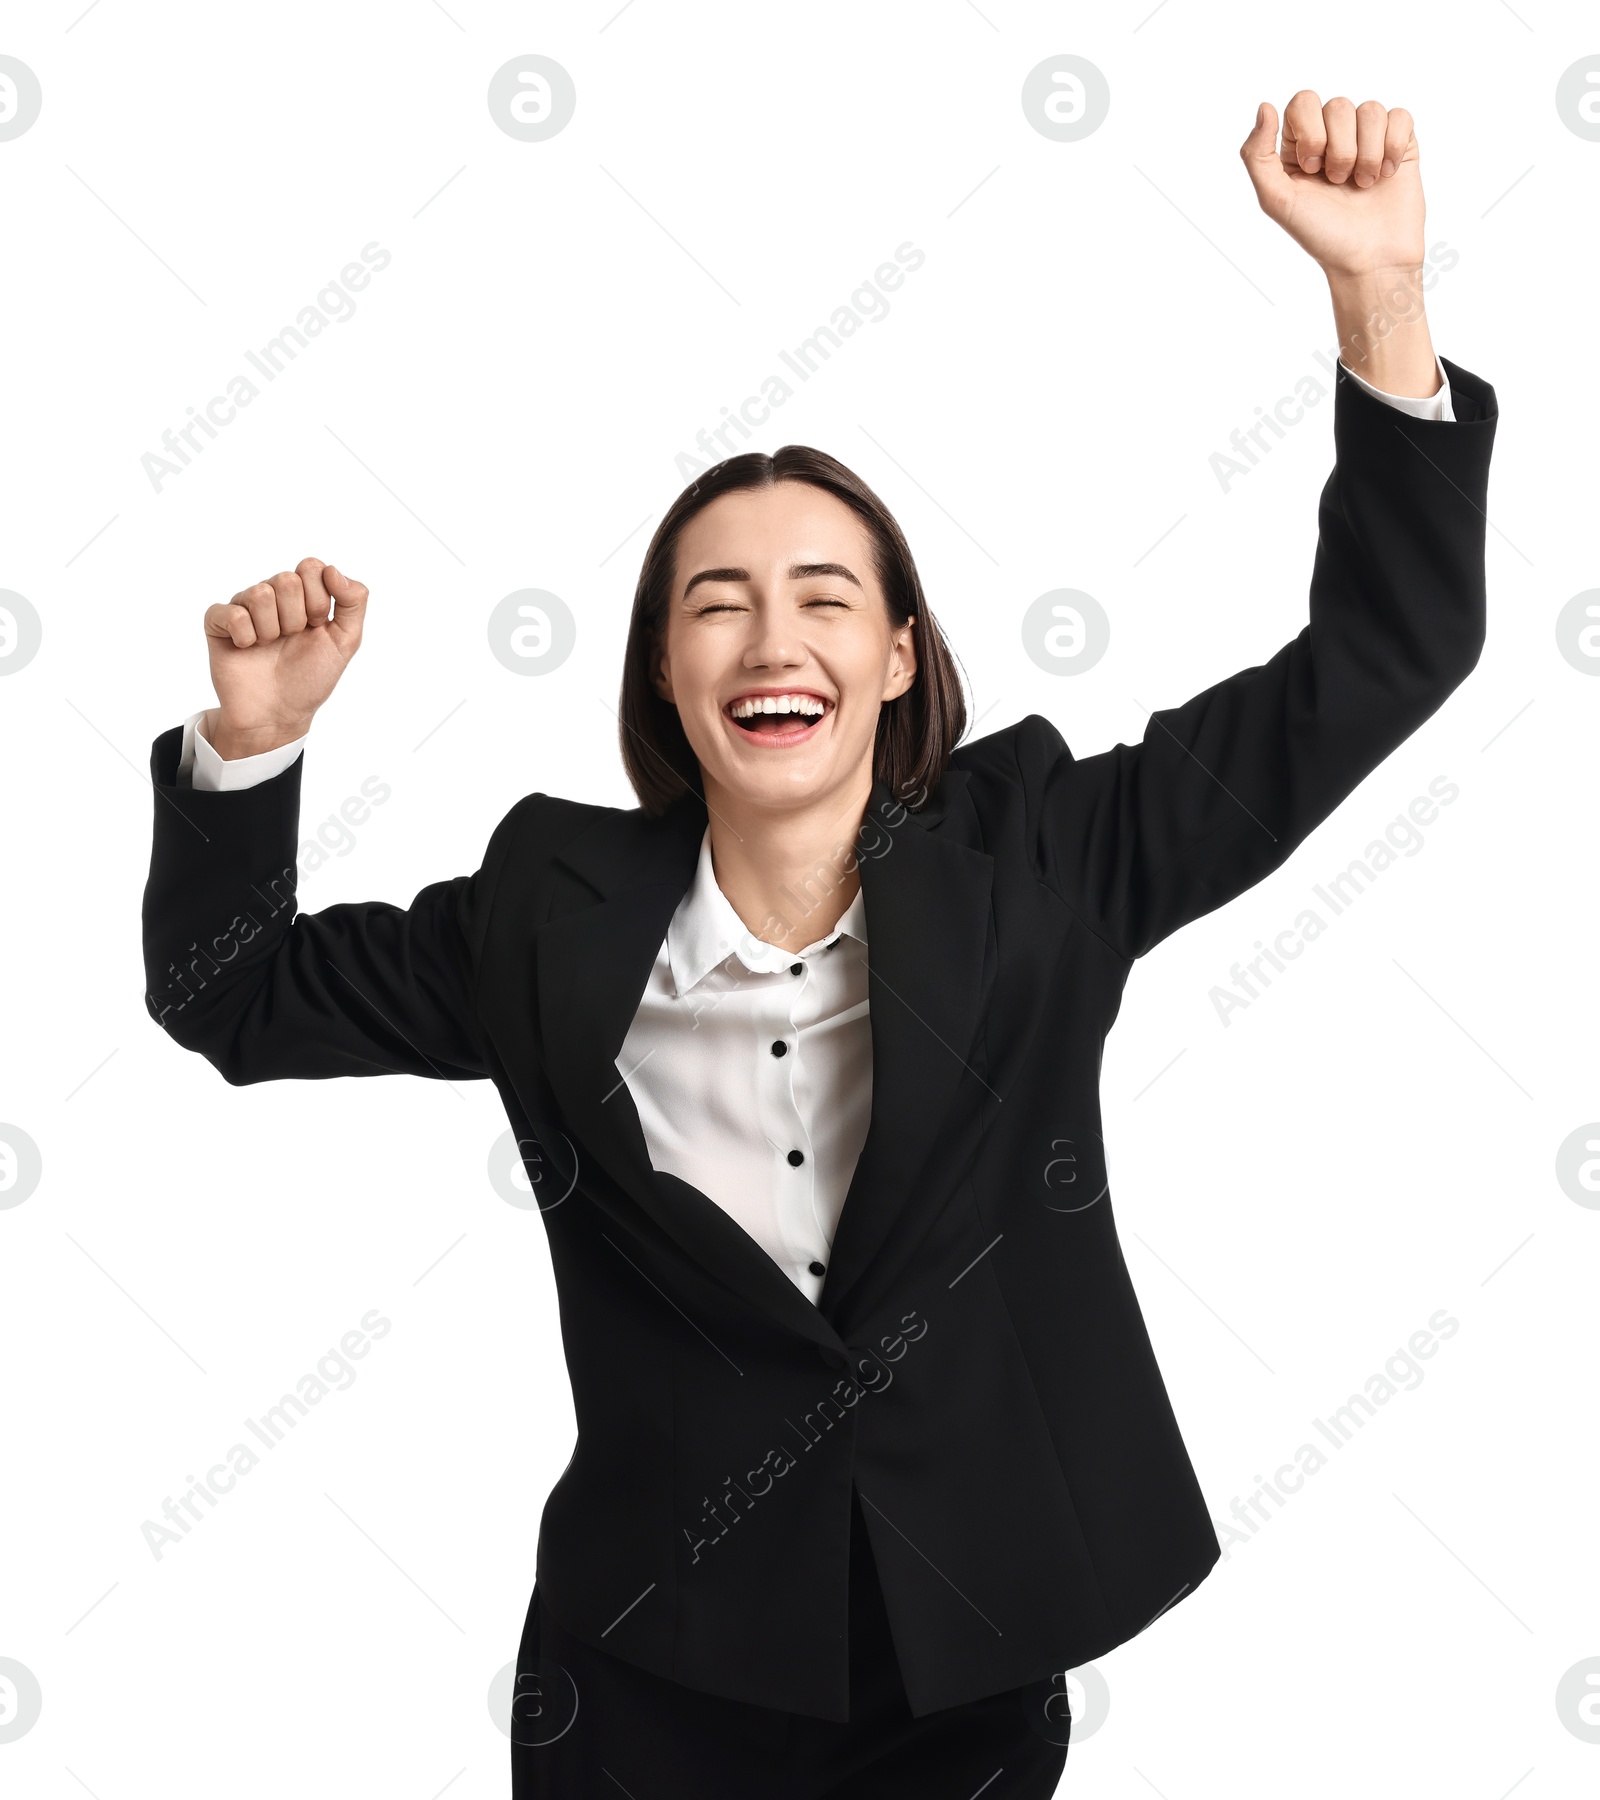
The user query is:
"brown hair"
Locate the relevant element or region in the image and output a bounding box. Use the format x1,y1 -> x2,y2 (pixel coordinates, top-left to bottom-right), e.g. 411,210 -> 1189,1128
617,445 -> 967,815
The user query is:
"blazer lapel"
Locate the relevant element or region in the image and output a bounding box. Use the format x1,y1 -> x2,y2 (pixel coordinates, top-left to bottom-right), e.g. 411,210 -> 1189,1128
532,876 -> 689,1210
479,798 -> 844,1353
819,776 -> 996,1319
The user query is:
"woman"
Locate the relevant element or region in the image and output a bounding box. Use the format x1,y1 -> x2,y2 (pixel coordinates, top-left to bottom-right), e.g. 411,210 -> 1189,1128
143,93 -> 1496,1797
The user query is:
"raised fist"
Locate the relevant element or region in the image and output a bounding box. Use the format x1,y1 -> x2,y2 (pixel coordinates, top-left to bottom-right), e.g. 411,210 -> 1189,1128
202,559 -> 367,758
1241,93 -> 1424,280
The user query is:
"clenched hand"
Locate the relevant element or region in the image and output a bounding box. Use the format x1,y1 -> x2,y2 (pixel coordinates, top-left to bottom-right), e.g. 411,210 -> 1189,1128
202,558 -> 367,759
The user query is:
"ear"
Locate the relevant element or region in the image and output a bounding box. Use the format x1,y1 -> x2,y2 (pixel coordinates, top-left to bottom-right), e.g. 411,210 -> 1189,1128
650,637 -> 675,705
882,615 -> 918,702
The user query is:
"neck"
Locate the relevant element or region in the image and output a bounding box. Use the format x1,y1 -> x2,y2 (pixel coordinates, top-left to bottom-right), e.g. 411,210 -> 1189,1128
701,770 -> 872,952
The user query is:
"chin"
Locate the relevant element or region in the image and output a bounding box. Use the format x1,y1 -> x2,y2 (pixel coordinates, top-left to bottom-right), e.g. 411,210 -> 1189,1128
709,745 -> 856,812
723,760 -> 833,808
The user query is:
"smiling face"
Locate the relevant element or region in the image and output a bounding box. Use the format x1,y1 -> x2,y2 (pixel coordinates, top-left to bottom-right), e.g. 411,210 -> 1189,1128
652,480 -> 917,818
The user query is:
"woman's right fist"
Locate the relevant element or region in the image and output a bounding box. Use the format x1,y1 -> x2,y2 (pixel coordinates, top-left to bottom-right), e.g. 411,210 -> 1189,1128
202,559 -> 367,758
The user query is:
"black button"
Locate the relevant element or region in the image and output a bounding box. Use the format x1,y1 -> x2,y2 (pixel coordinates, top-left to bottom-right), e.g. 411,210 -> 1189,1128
790,962 -> 803,976
787,1149 -> 805,1167
770,1040 -> 788,1058
808,1260 -> 826,1276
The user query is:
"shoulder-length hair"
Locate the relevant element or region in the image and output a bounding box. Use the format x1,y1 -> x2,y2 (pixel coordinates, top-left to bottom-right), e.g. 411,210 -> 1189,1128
617,445 -> 967,815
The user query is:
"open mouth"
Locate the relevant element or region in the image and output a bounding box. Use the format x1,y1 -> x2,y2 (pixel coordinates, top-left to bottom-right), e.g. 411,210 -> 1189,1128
724,691 -> 833,743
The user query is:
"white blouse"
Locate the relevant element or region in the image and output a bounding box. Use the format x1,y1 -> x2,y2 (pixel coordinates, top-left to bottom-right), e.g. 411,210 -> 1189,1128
614,828 -> 873,1304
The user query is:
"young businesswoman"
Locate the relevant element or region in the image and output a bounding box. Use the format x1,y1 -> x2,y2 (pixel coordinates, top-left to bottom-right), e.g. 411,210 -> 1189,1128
143,95 -> 1497,1797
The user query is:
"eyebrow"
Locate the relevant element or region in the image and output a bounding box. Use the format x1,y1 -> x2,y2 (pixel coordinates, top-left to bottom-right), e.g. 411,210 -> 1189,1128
681,561 -> 863,599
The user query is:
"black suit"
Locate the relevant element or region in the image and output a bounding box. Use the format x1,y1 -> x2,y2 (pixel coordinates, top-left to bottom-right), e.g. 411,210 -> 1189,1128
143,360 -> 1496,1727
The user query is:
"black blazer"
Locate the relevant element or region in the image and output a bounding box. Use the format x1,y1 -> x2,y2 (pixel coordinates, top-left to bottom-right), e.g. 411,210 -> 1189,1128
143,360 -> 1496,1722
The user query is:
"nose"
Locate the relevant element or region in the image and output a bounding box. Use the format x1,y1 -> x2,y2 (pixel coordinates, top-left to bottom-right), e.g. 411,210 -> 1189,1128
742,607 -> 806,673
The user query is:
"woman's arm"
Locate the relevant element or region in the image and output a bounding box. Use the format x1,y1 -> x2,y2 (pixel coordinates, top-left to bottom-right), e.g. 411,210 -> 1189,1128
142,559 -> 500,1084
142,727 -> 499,1083
1017,93 -> 1497,962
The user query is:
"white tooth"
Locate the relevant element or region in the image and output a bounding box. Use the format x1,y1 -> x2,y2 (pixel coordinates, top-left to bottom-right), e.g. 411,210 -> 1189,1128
762,697 -> 777,713
778,696 -> 793,713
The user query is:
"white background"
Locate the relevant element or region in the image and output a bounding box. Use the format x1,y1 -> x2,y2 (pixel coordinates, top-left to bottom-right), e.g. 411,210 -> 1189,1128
2,2 -> 1596,1795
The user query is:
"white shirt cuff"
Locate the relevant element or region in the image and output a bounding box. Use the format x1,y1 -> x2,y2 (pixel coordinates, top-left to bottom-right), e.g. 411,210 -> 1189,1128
178,710 -> 308,791
1338,352 -> 1455,422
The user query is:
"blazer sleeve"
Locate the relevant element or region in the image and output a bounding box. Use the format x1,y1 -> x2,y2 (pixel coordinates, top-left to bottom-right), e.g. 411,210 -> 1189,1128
1017,356 -> 1498,962
142,724 -> 505,1084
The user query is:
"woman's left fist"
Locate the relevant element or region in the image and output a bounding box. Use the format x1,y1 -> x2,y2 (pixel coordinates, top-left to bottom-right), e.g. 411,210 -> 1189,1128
1241,93 -> 1424,280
